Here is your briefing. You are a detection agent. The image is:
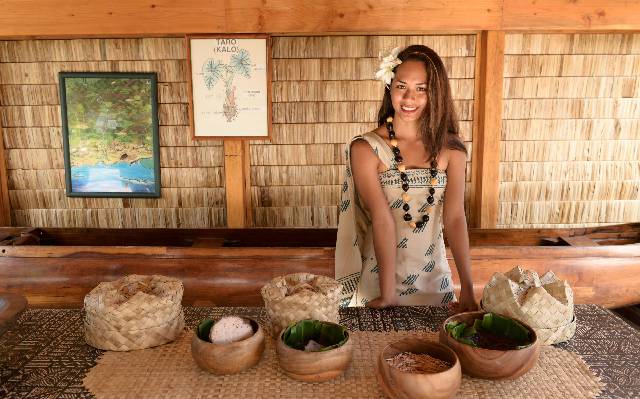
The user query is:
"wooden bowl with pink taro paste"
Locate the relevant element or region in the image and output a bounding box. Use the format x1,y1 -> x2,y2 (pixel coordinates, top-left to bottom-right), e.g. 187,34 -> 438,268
191,316 -> 265,375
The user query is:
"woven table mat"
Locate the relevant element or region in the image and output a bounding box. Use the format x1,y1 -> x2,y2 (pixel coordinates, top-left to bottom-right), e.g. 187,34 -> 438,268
83,330 -> 603,399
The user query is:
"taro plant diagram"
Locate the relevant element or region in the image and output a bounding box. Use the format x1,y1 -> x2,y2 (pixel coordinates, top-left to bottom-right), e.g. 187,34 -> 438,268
202,49 -> 252,122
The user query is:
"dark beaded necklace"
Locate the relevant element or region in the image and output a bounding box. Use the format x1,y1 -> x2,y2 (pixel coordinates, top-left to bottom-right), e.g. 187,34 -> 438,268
386,116 -> 438,229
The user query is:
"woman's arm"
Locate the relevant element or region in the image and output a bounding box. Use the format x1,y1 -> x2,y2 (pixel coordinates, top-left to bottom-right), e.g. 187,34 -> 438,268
442,149 -> 478,312
350,139 -> 397,308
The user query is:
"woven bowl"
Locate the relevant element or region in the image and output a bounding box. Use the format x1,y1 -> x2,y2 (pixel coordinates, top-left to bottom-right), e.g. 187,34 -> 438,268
377,338 -> 461,399
191,318 -> 265,375
261,273 -> 341,338
439,311 -> 540,380
536,315 -> 576,345
275,321 -> 353,382
480,300 -> 576,345
84,274 -> 184,351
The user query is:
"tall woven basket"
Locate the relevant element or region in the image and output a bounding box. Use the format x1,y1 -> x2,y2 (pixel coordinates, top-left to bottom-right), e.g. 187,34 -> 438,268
261,273 -> 342,338
481,266 -> 576,345
84,274 -> 185,351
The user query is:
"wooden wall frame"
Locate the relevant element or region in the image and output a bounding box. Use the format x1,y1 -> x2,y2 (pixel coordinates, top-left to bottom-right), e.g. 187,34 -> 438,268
0,117 -> 11,226
471,31 -> 505,229
224,140 -> 253,228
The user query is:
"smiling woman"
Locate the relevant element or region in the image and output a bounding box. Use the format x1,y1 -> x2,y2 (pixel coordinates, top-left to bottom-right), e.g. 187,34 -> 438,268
335,45 -> 476,311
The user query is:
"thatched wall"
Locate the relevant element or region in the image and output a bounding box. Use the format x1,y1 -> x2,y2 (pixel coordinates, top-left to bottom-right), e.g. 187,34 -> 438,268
0,33 -> 637,229
252,35 -> 476,227
0,39 -> 226,227
500,33 -> 640,228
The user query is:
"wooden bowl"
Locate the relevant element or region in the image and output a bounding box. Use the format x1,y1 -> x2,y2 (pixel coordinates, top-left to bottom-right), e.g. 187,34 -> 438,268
191,317 -> 265,375
377,338 -> 461,399
439,311 -> 540,379
275,321 -> 353,382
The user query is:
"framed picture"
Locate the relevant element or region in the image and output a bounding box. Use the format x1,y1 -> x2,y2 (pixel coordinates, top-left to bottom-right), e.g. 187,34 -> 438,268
187,34 -> 271,139
59,72 -> 161,197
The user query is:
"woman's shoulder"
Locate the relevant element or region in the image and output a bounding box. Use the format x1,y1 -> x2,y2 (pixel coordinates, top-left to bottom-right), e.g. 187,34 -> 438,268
440,146 -> 467,171
349,126 -> 386,143
349,127 -> 392,168
349,129 -> 381,156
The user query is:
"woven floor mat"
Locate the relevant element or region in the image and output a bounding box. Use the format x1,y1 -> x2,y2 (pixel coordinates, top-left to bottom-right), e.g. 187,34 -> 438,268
83,330 -> 603,399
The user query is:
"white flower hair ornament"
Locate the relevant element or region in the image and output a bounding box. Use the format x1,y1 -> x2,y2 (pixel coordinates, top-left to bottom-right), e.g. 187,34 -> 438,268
375,47 -> 403,87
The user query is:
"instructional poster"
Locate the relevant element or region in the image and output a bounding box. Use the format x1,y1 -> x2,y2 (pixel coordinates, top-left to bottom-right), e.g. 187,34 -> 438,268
189,37 -> 268,138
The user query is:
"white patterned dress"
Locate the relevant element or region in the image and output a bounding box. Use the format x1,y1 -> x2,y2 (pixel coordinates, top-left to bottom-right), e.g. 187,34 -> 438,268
335,132 -> 456,307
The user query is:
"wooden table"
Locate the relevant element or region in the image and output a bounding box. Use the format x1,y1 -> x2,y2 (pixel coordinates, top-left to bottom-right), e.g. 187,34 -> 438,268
0,305 -> 638,398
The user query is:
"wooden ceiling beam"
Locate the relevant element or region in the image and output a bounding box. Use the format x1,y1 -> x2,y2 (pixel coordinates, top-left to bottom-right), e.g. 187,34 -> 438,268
2,1 -> 639,39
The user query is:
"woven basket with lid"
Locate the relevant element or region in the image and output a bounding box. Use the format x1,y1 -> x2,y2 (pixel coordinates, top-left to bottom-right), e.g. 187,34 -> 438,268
481,266 -> 575,345
261,273 -> 342,338
84,274 -> 185,351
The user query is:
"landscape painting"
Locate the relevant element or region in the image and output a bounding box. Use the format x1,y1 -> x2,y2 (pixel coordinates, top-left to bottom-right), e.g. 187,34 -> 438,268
59,72 -> 160,197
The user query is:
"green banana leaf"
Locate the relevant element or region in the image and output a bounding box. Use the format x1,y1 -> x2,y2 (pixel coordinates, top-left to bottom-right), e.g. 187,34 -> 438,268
445,321 -> 461,334
282,319 -> 349,351
445,320 -> 477,346
446,313 -> 532,348
480,313 -> 530,344
196,318 -> 215,342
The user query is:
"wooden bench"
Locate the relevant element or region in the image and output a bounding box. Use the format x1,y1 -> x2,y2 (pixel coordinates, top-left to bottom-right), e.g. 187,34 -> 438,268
0,224 -> 638,308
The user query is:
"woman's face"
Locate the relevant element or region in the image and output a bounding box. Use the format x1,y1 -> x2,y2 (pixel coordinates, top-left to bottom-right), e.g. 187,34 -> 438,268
390,60 -> 428,123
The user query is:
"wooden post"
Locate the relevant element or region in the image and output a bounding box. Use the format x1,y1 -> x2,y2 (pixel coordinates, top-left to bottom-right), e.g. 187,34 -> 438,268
0,116 -> 12,226
223,140 -> 252,227
471,31 -> 504,229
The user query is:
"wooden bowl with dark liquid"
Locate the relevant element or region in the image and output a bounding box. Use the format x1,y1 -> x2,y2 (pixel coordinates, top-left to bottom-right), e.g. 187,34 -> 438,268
439,311 -> 540,379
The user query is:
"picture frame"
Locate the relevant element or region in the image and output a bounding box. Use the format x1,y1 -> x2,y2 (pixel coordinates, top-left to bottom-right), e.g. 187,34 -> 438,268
59,72 -> 161,197
186,34 -> 272,140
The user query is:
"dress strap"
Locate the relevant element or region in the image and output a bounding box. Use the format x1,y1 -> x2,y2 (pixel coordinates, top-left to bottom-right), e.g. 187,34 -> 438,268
350,131 -> 394,170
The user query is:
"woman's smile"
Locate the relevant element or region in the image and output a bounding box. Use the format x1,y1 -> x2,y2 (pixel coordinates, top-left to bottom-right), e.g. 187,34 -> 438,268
400,105 -> 418,114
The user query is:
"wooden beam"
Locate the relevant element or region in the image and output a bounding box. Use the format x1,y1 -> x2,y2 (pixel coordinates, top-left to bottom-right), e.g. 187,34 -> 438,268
469,37 -> 483,226
503,0 -> 640,31
0,0 -> 501,38
3,0 -> 640,38
1,243 -> 638,308
3,0 -> 630,39
225,0 -> 501,33
0,116 -> 12,226
0,222 -> 635,247
223,140 -> 252,228
471,31 -> 504,229
559,235 -> 599,247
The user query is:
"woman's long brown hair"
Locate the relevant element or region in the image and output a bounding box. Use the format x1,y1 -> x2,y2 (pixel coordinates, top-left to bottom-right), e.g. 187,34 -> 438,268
376,45 -> 467,162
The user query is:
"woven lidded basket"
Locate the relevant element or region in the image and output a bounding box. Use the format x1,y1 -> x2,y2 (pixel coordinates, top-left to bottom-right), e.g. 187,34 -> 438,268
481,266 -> 575,345
261,273 -> 342,338
84,274 -> 185,351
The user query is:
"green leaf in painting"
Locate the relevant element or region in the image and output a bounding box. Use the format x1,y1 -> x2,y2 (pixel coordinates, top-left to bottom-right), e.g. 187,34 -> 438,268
202,59 -> 223,89
230,49 -> 252,78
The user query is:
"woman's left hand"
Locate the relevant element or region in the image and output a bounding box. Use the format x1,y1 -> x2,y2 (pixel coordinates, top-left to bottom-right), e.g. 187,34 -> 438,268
448,289 -> 478,314
365,296 -> 397,309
